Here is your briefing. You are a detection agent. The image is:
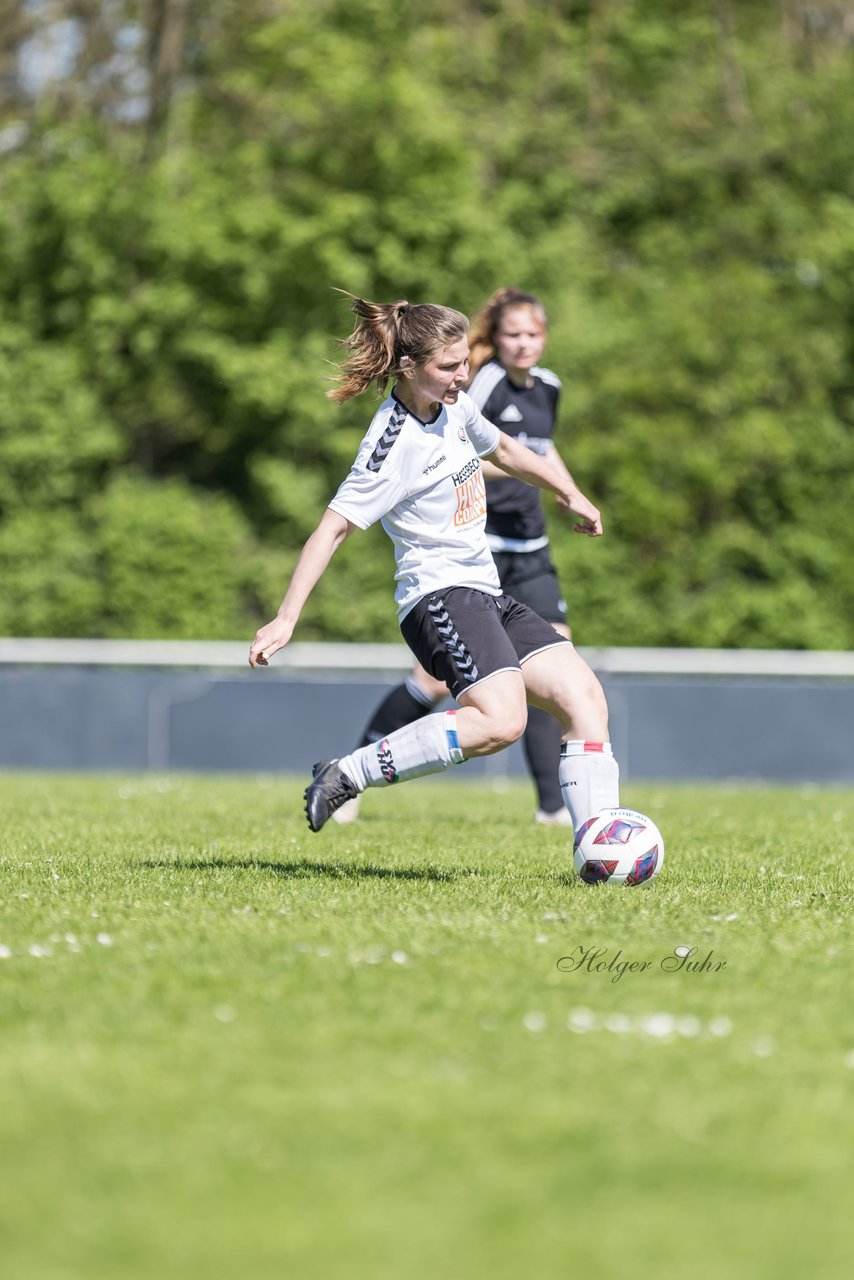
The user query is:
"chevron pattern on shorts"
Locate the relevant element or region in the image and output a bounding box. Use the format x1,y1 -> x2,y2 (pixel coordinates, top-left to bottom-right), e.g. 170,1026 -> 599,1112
428,599 -> 479,684
366,402 -> 408,473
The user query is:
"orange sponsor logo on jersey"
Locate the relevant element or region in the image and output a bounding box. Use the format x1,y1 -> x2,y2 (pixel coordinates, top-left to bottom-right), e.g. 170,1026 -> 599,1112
453,466 -> 487,527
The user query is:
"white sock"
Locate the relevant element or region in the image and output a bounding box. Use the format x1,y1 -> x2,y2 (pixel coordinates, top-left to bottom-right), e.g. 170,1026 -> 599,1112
338,711 -> 465,791
559,740 -> 620,836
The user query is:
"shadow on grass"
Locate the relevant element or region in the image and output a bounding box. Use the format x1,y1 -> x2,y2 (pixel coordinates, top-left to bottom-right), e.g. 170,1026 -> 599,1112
138,857 -> 461,883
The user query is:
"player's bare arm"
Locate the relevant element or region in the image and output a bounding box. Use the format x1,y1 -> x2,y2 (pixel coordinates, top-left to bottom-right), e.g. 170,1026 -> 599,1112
248,509 -> 357,667
481,442 -> 576,487
485,432 -> 603,536
479,455 -> 506,482
544,442 -> 580,490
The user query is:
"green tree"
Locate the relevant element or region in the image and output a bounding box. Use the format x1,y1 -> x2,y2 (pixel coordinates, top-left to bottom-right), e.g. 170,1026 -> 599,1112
0,1 -> 852,646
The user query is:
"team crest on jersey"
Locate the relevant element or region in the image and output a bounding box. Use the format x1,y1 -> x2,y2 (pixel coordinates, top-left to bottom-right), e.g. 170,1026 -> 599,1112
457,423 -> 467,441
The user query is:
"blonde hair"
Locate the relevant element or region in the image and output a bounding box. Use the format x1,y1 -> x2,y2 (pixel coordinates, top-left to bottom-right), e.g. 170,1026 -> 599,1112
328,293 -> 469,403
467,287 -> 548,380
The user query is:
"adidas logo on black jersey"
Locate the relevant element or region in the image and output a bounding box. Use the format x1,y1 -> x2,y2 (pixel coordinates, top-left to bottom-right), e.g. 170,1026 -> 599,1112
499,405 -> 524,423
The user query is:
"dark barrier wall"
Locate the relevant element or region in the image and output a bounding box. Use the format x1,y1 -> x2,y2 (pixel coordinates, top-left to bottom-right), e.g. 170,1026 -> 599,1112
1,663 -> 853,782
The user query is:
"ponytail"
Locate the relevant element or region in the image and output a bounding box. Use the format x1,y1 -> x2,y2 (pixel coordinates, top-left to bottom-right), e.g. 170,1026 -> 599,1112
328,292 -> 468,402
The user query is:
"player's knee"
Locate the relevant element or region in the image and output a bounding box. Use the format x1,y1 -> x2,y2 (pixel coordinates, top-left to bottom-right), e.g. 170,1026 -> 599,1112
473,706 -> 527,754
497,706 -> 528,750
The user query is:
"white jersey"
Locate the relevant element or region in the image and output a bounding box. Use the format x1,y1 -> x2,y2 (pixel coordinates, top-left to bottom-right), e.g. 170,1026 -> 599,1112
328,390 -> 502,620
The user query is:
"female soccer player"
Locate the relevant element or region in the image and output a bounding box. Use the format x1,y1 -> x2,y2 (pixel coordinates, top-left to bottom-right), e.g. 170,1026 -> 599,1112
248,295 -> 619,835
335,287 -> 579,826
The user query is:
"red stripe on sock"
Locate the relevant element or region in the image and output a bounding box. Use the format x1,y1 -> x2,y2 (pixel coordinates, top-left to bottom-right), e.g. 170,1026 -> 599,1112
583,741 -> 604,752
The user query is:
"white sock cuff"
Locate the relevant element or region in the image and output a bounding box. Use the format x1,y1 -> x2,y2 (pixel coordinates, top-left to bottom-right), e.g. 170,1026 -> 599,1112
561,739 -> 613,757
337,758 -> 363,791
444,710 -> 465,764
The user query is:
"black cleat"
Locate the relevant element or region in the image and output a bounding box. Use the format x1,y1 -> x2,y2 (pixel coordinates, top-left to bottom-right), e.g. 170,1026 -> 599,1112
304,759 -> 360,832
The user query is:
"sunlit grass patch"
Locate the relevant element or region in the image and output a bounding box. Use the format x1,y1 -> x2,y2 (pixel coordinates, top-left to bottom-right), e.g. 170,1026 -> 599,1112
0,774 -> 851,1280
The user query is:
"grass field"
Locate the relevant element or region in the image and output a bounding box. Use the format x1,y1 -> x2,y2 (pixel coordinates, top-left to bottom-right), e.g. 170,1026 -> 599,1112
0,773 -> 851,1280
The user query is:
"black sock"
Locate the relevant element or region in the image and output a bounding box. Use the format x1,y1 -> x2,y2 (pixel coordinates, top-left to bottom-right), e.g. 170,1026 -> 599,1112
523,706 -> 564,813
358,682 -> 438,748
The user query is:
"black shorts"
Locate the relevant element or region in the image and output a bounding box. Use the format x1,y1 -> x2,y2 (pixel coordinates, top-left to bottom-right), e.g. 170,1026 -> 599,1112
491,546 -> 568,626
400,586 -> 570,701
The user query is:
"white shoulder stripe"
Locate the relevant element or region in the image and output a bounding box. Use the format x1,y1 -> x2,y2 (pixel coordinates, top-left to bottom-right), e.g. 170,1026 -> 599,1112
467,361 -> 506,409
531,365 -> 562,390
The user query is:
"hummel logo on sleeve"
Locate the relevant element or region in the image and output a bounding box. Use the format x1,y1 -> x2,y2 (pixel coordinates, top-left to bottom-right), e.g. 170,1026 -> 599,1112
367,402 -> 407,473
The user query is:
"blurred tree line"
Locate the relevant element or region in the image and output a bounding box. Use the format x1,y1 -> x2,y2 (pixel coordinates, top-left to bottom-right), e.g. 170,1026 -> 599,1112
0,0 -> 852,646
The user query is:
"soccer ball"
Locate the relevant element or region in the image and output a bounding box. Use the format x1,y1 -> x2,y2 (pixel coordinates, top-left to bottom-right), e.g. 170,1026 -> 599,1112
573,808 -> 664,886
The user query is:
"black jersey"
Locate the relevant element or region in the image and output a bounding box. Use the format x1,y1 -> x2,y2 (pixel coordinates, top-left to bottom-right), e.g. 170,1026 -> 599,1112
467,358 -> 561,550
